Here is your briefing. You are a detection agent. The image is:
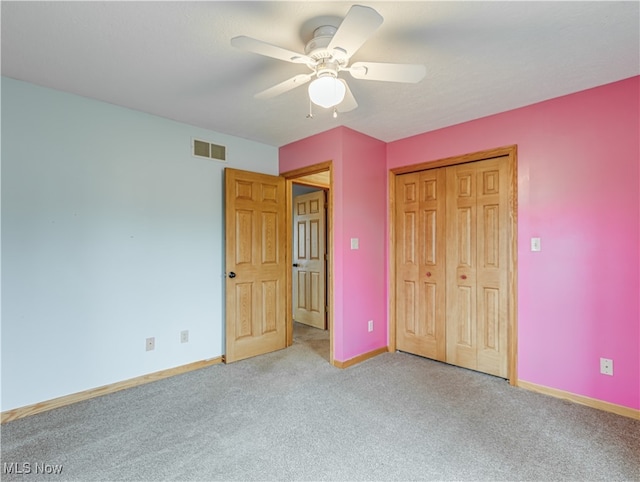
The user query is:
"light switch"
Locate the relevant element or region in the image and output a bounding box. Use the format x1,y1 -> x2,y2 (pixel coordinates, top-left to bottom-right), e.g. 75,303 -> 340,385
351,238 -> 359,250
531,237 -> 541,252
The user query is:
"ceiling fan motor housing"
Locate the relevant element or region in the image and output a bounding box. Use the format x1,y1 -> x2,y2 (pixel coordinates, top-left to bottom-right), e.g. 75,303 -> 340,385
305,25 -> 348,65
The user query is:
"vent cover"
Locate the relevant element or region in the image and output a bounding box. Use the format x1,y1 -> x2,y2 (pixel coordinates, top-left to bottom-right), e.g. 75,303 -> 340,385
192,138 -> 226,161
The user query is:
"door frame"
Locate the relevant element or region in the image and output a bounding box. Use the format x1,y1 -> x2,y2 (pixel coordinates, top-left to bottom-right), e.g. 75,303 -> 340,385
388,145 -> 518,384
281,161 -> 334,365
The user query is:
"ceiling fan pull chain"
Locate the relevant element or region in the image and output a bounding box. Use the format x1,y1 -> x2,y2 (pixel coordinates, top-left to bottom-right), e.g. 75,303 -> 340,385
307,98 -> 314,119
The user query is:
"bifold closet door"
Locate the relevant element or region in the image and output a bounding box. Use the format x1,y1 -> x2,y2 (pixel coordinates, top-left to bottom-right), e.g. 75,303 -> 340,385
395,169 -> 446,361
445,157 -> 509,378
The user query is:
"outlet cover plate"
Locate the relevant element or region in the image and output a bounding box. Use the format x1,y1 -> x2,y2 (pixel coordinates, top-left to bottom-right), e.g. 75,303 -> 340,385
600,357 -> 613,376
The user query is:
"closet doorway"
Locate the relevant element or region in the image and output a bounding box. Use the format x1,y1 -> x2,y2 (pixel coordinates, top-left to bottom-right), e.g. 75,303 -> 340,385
389,146 -> 518,383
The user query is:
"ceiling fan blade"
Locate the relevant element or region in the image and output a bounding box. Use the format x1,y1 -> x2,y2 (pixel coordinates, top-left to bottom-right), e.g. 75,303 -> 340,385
327,5 -> 383,59
255,73 -> 313,99
348,62 -> 426,83
337,79 -> 358,113
231,36 -> 314,65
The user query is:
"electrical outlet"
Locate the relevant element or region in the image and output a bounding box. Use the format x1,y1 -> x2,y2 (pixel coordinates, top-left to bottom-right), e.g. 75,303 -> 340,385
181,330 -> 189,343
146,337 -> 155,351
368,320 -> 374,332
600,357 -> 613,376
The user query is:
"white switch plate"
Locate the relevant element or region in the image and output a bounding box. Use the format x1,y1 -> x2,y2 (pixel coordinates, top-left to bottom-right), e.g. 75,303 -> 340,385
351,238 -> 359,250
368,320 -> 374,332
531,237 -> 541,252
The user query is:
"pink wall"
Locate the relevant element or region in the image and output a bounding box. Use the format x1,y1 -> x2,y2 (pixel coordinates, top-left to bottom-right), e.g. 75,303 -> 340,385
388,77 -> 640,410
280,127 -> 388,362
280,77 -> 639,411
341,129 -> 388,359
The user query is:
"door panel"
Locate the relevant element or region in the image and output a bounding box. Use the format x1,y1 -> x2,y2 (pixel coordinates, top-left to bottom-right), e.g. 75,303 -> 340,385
446,158 -> 509,377
446,165 -> 478,370
422,282 -> 436,337
293,190 -> 326,329
476,159 -> 509,377
396,169 -> 446,360
396,173 -> 420,352
225,168 -> 286,363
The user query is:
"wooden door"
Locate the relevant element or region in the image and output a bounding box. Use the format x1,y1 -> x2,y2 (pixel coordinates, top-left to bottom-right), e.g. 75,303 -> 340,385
445,157 -> 509,377
292,190 -> 326,329
225,168 -> 287,363
395,169 -> 446,361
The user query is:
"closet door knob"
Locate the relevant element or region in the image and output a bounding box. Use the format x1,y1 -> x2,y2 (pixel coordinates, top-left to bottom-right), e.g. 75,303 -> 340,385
461,274 -> 467,280
425,272 -> 432,277
228,272 -> 236,279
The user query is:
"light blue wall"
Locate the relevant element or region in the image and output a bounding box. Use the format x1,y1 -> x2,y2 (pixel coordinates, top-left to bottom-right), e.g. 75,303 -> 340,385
1,78 -> 279,411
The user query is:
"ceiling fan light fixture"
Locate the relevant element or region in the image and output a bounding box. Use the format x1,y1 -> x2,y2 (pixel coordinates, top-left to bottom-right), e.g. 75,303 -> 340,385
308,75 -> 346,108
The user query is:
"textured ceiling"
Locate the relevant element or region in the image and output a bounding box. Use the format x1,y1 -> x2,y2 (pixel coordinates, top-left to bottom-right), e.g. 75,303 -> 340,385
2,1 -> 639,147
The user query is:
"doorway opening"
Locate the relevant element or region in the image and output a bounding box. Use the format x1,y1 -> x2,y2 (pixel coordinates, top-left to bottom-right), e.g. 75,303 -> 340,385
292,183 -> 329,361
282,161 -> 334,365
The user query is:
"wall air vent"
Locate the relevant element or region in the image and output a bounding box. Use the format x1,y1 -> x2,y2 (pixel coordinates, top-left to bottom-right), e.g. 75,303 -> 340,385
192,138 -> 226,161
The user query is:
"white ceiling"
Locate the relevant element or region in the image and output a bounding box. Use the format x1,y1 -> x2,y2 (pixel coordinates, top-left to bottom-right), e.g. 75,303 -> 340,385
2,1 -> 638,147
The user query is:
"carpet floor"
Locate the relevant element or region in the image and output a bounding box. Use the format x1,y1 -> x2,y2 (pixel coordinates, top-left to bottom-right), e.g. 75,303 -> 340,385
1,323 -> 639,481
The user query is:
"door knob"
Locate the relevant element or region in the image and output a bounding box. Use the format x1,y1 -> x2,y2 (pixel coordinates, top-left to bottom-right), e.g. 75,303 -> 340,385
425,272 -> 432,277
228,272 -> 236,278
461,274 -> 467,280
293,263 -> 300,267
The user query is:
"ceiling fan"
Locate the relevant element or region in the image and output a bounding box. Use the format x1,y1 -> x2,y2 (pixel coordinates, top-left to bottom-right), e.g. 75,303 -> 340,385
231,4 -> 426,116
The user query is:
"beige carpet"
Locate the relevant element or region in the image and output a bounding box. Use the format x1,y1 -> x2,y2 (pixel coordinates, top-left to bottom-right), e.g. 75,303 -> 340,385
2,322 -> 638,481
